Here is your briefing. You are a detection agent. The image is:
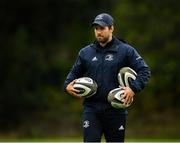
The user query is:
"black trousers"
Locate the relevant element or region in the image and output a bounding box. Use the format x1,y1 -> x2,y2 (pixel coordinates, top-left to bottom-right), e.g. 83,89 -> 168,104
82,108 -> 127,142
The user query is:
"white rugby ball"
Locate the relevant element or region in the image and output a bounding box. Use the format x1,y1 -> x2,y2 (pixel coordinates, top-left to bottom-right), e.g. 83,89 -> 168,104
107,87 -> 133,108
118,67 -> 137,87
73,77 -> 97,98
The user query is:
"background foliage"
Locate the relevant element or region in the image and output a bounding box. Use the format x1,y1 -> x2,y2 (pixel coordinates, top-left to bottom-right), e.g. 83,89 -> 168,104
0,0 -> 179,140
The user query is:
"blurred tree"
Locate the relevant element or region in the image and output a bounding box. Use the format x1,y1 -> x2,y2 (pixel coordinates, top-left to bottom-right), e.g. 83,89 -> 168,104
111,0 -> 180,138
0,0 -> 114,137
112,0 -> 180,110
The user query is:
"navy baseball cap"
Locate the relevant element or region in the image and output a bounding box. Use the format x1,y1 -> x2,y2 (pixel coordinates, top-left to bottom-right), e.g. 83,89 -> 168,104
92,13 -> 114,27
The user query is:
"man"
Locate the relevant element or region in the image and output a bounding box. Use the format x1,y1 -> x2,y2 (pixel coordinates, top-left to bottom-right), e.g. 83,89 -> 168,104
64,13 -> 150,142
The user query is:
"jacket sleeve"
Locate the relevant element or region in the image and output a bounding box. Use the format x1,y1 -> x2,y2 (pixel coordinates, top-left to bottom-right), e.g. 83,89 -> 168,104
63,51 -> 84,92
126,45 -> 151,93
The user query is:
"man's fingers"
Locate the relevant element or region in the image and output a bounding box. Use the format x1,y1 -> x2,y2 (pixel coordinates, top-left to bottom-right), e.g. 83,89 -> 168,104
70,80 -> 76,85
71,91 -> 81,98
66,79 -> 81,98
125,97 -> 131,105
121,86 -> 135,105
72,88 -> 80,93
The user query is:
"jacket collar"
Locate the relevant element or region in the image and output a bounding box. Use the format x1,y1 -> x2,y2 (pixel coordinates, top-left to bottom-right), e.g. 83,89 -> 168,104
92,36 -> 120,52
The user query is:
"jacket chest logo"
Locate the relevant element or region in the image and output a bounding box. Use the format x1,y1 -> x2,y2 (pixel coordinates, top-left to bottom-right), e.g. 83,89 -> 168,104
105,54 -> 113,61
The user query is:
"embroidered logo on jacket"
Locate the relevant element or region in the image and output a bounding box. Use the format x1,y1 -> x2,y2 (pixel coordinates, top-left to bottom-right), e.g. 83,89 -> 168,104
118,125 -> 124,130
105,54 -> 113,61
83,120 -> 90,128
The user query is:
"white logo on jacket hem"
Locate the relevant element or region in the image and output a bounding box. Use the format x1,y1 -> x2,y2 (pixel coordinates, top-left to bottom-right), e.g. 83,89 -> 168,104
92,56 -> 98,61
118,125 -> 124,130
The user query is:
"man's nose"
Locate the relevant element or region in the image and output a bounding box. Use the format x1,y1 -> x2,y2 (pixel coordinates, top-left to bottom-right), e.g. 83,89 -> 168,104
96,29 -> 102,34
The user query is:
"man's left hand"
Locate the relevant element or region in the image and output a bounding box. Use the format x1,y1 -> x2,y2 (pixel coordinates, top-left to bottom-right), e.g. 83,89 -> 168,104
122,86 -> 135,106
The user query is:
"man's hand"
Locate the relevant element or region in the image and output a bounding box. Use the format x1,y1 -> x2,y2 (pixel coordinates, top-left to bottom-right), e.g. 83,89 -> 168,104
66,80 -> 81,98
122,86 -> 135,106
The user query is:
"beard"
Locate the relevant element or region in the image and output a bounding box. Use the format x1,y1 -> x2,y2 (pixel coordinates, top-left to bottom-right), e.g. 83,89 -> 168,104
96,35 -> 109,44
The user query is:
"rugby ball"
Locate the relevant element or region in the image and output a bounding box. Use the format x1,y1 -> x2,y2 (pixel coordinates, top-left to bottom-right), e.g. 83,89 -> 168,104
107,87 -> 133,108
73,77 -> 97,98
118,67 -> 137,87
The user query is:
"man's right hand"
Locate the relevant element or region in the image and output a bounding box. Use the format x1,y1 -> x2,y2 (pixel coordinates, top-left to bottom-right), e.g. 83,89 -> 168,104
66,80 -> 81,98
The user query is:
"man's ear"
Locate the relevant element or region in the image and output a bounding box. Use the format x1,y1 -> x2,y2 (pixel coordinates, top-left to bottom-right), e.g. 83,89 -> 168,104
110,25 -> 114,32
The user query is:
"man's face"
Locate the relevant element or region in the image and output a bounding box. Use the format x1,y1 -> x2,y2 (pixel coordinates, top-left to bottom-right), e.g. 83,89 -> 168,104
94,25 -> 113,44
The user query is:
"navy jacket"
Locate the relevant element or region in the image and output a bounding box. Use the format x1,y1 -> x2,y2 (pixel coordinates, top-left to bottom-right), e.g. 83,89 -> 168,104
64,37 -> 150,111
